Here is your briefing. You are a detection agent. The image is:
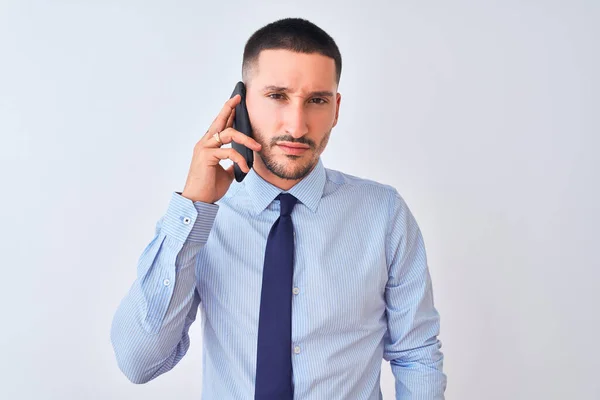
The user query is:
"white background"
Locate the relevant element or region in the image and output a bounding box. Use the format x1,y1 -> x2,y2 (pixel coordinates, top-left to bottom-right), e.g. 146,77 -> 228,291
1,1 -> 598,399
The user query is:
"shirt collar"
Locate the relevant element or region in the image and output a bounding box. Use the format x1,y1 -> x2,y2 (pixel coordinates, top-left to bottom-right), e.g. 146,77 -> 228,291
243,157 -> 326,215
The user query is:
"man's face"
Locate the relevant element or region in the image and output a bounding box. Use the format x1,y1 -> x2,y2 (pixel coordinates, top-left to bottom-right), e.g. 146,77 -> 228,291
245,49 -> 341,180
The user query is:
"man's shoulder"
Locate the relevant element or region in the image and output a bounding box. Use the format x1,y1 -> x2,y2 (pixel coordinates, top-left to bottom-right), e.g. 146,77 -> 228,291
324,166 -> 399,193
324,166 -> 402,202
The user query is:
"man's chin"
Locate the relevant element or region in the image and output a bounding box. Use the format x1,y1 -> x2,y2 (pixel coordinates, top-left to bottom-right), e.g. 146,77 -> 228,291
261,154 -> 314,180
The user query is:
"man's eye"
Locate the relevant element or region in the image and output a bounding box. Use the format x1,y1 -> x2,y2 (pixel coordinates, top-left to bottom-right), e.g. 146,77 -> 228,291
269,93 -> 285,100
310,98 -> 327,104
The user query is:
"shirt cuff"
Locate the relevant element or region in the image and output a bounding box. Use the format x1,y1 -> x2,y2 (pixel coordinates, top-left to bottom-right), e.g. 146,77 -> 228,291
161,191 -> 219,243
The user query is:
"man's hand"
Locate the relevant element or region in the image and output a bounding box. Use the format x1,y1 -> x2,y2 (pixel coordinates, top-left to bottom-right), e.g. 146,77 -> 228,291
181,94 -> 262,204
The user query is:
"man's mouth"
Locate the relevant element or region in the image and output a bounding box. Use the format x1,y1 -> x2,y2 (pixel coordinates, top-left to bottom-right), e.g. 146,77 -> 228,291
277,142 -> 310,155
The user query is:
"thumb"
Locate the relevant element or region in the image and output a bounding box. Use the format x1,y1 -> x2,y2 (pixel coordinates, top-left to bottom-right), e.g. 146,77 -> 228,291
225,164 -> 235,180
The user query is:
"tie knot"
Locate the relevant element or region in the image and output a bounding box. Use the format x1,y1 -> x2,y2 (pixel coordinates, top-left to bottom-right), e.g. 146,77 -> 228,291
276,193 -> 298,217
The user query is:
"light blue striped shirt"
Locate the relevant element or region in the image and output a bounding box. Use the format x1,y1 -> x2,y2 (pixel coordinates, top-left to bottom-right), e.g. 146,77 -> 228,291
110,157 -> 446,399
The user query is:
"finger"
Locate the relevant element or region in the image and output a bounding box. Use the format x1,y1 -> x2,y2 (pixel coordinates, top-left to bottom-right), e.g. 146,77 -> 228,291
225,107 -> 236,129
211,148 -> 250,172
203,94 -> 241,141
210,127 -> 262,151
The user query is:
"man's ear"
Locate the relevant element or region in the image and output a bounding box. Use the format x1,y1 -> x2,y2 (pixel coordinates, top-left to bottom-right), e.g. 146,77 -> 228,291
332,92 -> 341,127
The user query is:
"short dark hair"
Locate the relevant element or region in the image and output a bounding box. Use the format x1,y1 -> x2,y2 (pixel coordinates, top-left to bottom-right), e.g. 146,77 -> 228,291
242,17 -> 342,86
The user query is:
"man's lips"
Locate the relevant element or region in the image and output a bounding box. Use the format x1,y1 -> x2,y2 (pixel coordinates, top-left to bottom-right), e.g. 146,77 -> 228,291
277,142 -> 310,149
277,143 -> 310,155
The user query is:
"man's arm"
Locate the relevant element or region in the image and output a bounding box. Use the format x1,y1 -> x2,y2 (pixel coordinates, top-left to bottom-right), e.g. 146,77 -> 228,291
383,189 -> 447,399
110,191 -> 218,384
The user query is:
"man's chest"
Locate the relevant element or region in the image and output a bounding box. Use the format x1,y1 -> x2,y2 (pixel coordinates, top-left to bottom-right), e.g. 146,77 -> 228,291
194,199 -> 390,335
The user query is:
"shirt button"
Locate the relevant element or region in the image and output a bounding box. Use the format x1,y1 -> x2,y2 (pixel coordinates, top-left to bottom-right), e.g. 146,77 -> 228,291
163,279 -> 171,286
292,287 -> 300,295
293,345 -> 301,354
182,217 -> 191,225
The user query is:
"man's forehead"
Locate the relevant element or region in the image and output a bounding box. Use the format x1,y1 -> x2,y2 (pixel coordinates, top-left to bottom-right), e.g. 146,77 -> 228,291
257,48 -> 333,60
258,85 -> 335,98
252,49 -> 337,90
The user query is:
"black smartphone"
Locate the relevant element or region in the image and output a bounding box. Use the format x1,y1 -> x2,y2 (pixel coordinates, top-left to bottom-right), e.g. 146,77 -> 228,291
229,81 -> 254,182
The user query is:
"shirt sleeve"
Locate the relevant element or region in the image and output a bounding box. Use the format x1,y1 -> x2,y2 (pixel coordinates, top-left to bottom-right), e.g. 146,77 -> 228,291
110,191 -> 219,384
382,189 -> 447,399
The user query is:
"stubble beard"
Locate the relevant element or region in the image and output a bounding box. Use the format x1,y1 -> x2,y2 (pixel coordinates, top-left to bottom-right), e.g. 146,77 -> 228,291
252,126 -> 331,180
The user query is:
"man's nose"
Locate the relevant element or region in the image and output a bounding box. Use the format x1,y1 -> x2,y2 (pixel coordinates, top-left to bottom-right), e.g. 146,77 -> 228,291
283,103 -> 309,138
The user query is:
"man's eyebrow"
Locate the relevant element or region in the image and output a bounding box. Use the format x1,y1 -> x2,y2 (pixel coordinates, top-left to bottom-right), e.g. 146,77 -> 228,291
261,85 -> 334,98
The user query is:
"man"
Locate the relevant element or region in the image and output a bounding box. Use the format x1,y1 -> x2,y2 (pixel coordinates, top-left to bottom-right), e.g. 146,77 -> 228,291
111,17 -> 447,399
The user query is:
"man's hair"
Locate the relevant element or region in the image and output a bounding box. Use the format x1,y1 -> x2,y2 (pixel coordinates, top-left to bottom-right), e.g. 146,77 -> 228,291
242,17 -> 342,85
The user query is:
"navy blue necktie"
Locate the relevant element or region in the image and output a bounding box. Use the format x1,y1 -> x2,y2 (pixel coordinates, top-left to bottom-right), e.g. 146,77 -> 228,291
254,193 -> 298,400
